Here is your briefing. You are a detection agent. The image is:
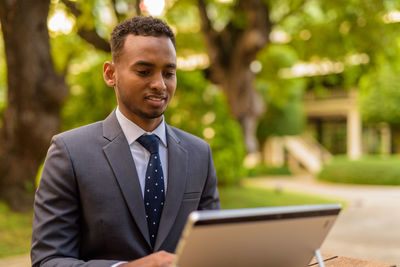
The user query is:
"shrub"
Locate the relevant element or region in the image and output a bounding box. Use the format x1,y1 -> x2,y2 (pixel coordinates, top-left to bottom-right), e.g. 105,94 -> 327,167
165,70 -> 246,186
318,155 -> 400,185
62,53 -> 116,130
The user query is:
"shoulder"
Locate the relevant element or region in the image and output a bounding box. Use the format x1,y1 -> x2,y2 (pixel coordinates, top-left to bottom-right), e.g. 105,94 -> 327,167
54,121 -> 103,142
50,121 -> 110,153
167,125 -> 210,151
46,120 -> 114,163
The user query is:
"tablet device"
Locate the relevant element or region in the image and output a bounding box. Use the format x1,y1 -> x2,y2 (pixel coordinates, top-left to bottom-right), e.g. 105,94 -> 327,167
174,204 -> 341,267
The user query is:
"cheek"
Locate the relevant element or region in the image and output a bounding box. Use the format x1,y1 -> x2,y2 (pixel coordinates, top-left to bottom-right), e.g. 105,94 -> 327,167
167,80 -> 177,95
117,71 -> 142,85
118,77 -> 146,93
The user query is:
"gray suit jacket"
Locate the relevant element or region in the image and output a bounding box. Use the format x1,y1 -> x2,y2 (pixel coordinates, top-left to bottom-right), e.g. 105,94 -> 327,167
31,111 -> 220,267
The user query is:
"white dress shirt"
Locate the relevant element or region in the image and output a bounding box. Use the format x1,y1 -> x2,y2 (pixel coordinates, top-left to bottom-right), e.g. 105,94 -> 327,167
115,107 -> 168,196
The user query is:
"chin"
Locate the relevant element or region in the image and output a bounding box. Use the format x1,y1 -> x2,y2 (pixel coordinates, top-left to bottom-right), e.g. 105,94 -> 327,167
142,111 -> 164,119
128,106 -> 165,120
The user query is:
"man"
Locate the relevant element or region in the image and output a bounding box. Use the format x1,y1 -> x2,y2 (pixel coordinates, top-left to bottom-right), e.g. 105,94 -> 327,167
31,16 -> 220,267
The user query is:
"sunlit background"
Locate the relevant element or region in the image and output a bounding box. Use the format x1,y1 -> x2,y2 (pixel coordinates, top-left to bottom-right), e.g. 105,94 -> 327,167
47,2 -> 400,74
1,0 -> 400,265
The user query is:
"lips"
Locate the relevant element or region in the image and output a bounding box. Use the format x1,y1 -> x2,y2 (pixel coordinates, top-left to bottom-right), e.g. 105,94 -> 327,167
145,95 -> 166,107
147,95 -> 165,101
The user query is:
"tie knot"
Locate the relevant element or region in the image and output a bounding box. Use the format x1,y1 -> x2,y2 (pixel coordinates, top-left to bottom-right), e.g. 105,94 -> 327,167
137,134 -> 159,154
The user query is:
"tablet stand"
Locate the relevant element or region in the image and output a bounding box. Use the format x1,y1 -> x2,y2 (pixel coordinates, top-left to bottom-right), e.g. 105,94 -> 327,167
314,249 -> 325,267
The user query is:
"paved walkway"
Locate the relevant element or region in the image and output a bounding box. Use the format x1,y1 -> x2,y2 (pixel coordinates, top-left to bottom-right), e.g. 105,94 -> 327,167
247,175 -> 400,265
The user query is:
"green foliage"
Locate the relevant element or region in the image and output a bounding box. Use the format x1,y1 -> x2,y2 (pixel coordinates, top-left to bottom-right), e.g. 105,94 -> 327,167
4,0 -> 400,193
165,70 -> 246,186
359,59 -> 400,125
219,184 -> 342,210
166,1 -> 206,54
51,34 -> 88,75
0,202 -> 32,258
62,0 -> 115,39
202,0 -> 236,32
285,0 -> 395,61
257,95 -> 305,141
255,44 -> 306,142
62,52 -> 116,130
265,0 -> 400,137
256,81 -> 305,142
275,0 -> 400,109
318,155 -> 400,185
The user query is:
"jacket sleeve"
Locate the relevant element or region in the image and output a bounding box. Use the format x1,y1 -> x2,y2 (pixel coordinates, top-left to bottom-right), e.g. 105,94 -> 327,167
31,136 -> 119,267
197,144 -> 220,211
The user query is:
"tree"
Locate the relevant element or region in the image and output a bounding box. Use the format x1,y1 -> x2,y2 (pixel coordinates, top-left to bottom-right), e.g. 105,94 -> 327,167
197,0 -> 271,153
0,0 -> 142,211
59,0 -> 141,51
0,0 -> 246,210
0,0 -> 68,211
1,0 -> 399,210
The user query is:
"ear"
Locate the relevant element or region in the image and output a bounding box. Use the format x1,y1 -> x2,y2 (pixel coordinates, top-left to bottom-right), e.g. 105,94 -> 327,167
103,61 -> 116,87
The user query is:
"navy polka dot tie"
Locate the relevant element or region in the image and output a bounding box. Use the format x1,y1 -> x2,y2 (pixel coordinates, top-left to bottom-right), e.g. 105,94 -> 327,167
137,134 -> 165,248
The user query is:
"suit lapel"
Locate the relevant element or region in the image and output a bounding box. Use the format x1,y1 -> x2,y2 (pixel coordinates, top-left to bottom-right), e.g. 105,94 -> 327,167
102,111 -> 151,248
154,125 -> 188,250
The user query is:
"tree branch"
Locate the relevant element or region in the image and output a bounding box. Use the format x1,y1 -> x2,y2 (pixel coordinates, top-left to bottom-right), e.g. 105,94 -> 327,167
78,28 -> 110,52
198,0 -> 216,38
280,0 -> 308,22
111,0 -> 125,22
60,0 -> 80,17
238,0 -> 271,58
198,0 -> 224,78
61,0 -> 110,52
134,0 -> 141,16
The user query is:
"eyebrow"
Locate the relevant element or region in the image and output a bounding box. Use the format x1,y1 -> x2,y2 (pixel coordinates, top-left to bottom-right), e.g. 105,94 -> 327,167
134,61 -> 176,69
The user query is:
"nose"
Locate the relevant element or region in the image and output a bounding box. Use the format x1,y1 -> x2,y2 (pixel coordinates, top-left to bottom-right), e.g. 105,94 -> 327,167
151,72 -> 167,91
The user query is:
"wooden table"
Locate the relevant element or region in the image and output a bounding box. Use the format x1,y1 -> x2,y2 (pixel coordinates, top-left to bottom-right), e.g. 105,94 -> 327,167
309,255 -> 397,267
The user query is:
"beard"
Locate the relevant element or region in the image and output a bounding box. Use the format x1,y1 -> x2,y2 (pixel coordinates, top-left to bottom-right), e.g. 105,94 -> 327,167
120,97 -> 166,119
115,82 -> 171,122
132,107 -> 164,119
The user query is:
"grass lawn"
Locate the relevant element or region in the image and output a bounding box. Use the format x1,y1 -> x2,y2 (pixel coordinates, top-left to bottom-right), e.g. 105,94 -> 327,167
219,184 -> 343,209
0,183 -> 343,259
0,202 -> 32,258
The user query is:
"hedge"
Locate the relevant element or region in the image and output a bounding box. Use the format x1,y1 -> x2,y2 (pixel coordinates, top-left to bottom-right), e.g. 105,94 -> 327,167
318,155 -> 400,185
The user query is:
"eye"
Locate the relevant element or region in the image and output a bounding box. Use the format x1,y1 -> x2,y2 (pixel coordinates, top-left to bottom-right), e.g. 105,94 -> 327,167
164,71 -> 176,78
137,70 -> 150,76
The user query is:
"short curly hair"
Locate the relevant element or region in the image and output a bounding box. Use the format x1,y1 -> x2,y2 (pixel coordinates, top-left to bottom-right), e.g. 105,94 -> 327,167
110,16 -> 176,62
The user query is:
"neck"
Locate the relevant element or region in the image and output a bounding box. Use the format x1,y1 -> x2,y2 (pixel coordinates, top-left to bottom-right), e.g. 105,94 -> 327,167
137,118 -> 163,132
125,114 -> 163,132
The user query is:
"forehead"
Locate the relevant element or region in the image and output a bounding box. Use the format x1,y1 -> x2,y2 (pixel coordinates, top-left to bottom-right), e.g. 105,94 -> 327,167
118,34 -> 176,65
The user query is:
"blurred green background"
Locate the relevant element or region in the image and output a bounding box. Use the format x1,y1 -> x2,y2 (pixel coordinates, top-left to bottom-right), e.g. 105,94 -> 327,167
1,0 -> 400,259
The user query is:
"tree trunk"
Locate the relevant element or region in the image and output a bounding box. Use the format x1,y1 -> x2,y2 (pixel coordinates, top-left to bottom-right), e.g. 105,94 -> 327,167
198,0 -> 271,153
0,0 -> 68,211
223,66 -> 265,153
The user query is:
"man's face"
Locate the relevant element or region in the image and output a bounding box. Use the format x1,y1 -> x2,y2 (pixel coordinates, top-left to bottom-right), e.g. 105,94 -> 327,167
107,34 -> 177,130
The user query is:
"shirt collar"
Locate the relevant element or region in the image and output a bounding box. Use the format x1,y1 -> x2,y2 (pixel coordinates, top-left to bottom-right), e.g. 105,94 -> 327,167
115,107 -> 167,147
